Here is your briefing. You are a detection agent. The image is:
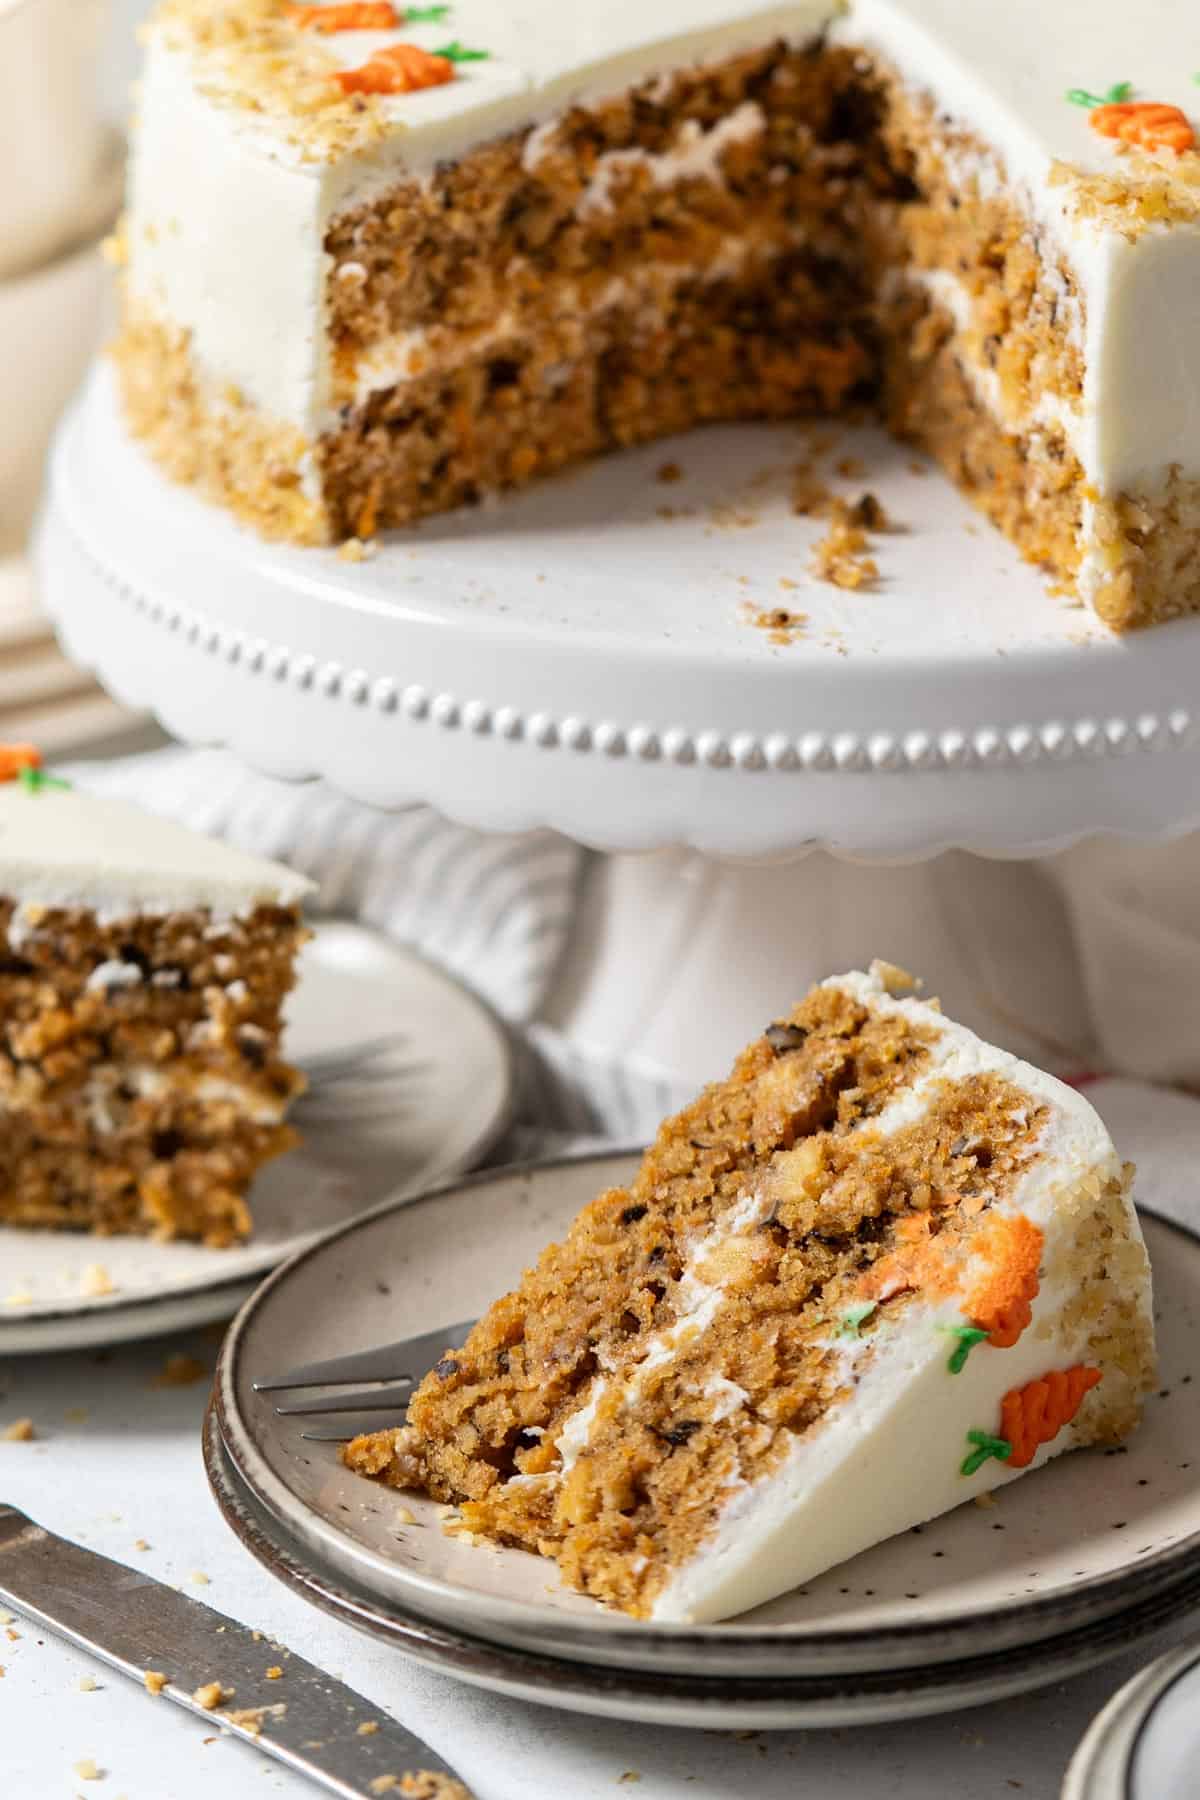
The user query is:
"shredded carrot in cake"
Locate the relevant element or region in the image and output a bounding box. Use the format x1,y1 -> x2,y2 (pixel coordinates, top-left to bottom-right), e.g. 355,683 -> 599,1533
286,2 -> 398,29
967,1215 -> 1044,1349
334,43 -> 454,95
1090,101 -> 1195,156
1000,1366 -> 1102,1469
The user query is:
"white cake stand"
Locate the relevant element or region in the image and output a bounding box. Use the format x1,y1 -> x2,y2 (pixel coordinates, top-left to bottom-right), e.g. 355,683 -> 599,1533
32,364 -> 1200,1084
35,365 -> 1200,865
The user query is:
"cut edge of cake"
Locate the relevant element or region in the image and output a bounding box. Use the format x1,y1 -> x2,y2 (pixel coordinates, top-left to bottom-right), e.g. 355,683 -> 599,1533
0,760 -> 317,1245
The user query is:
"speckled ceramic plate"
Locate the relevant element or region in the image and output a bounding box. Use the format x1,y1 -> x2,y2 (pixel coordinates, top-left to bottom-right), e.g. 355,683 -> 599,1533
205,1406 -> 1200,1731
0,920 -> 514,1354
1064,1638 -> 1200,1800
215,1151 -> 1200,1683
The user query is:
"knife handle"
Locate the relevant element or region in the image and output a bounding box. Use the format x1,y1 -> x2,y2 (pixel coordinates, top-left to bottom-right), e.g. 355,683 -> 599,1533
0,1504 -> 469,1799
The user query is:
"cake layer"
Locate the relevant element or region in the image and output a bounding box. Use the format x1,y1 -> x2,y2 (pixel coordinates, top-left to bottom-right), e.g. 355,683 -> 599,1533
0,785 -> 314,923
0,1121 -> 293,1244
345,964 -> 1155,1621
0,896 -> 307,1245
320,248 -> 874,537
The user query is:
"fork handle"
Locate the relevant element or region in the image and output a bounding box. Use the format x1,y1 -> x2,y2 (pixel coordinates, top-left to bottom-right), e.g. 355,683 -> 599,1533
0,1504 -> 468,1799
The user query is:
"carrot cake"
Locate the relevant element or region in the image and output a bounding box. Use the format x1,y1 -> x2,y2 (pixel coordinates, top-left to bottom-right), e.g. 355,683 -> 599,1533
113,0 -> 1200,630
344,961 -> 1156,1623
0,747 -> 315,1246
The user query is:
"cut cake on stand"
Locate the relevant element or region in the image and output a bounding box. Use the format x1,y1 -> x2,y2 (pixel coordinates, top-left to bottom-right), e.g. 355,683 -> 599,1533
114,0 -> 1200,629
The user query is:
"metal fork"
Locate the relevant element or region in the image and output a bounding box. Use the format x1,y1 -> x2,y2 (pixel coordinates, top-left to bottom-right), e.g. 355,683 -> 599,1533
294,1033 -> 433,1123
253,1317 -> 476,1442
300,1033 -> 421,1085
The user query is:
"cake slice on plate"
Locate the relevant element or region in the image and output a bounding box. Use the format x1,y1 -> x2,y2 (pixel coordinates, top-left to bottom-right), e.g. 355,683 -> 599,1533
0,748 -> 315,1246
345,961 -> 1156,1622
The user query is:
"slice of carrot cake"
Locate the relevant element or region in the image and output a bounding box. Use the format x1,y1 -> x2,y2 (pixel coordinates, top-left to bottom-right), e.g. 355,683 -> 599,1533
113,0 -> 1200,628
0,748 -> 315,1246
345,961 -> 1156,1623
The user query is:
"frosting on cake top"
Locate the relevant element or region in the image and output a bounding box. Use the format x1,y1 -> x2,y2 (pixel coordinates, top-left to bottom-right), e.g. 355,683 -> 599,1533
0,783 -> 316,923
152,0 -> 1200,194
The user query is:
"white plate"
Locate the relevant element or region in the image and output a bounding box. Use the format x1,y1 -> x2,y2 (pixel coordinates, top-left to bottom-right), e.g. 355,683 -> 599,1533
36,364 -> 1200,863
216,1152 -> 1200,1682
0,920 -> 514,1354
1064,1639 -> 1200,1800
206,1408 -> 1200,1732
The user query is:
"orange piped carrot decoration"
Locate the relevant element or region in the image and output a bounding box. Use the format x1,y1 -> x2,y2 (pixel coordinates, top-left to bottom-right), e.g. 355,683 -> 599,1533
857,1214 -> 960,1306
334,41 -> 454,94
967,1215 -> 1044,1349
1090,101 -> 1195,155
1000,1365 -> 1102,1470
0,743 -> 41,783
286,2 -> 398,30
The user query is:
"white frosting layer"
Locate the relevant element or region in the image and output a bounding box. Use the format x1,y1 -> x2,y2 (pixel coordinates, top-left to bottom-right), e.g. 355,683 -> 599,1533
0,786 -> 315,928
642,967 -> 1150,1622
125,0 -> 1200,501
338,235 -> 790,410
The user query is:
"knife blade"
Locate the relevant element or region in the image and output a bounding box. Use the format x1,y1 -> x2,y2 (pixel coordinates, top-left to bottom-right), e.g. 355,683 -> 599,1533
0,1503 -> 471,1800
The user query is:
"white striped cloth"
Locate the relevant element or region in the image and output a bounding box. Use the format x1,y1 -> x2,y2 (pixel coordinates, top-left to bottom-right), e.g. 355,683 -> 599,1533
65,746 -> 684,1157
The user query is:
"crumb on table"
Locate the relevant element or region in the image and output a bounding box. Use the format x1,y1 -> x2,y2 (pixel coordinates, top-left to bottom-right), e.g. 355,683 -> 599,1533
153,1353 -> 209,1388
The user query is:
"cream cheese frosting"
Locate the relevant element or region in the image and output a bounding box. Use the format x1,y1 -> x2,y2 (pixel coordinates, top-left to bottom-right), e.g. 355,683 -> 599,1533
648,968 -> 1151,1622
0,785 -> 316,927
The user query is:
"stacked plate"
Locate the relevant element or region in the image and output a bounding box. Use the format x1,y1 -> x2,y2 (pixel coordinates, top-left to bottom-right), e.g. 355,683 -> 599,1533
209,1152 -> 1200,1729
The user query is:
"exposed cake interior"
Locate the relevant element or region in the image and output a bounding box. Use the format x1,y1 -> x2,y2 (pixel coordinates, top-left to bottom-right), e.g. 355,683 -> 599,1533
0,780 -> 314,1246
0,901 -> 305,1245
345,964 -> 1155,1621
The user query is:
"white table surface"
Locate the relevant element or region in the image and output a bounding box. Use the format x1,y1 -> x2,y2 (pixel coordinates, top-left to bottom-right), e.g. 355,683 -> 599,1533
2,1324 -> 1196,1800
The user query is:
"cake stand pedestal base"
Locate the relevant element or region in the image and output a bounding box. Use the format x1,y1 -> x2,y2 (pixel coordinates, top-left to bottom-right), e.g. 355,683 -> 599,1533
543,843 -> 1083,1089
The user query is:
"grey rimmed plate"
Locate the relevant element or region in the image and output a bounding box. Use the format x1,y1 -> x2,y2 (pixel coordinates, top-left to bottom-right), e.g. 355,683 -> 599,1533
204,1407 -> 1200,1731
1064,1639 -> 1200,1800
0,920 -> 514,1353
214,1151 -> 1200,1684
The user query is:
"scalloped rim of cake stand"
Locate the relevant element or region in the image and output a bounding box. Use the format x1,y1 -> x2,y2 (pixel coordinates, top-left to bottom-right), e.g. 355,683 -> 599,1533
33,364 -> 1200,862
